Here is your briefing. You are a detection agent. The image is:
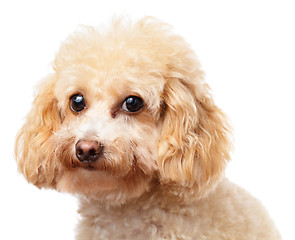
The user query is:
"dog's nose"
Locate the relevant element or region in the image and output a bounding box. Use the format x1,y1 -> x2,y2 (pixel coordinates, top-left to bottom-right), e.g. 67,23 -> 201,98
75,140 -> 103,163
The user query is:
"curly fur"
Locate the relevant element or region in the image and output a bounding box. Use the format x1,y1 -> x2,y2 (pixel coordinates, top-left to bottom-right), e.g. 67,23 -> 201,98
15,17 -> 281,239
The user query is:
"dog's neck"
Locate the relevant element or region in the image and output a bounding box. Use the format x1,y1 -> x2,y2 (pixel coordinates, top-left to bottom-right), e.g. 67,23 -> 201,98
77,180 -> 200,219
75,179 -> 225,239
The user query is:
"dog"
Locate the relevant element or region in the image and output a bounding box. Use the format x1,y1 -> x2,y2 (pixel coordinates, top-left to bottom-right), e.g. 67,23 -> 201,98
15,17 -> 281,239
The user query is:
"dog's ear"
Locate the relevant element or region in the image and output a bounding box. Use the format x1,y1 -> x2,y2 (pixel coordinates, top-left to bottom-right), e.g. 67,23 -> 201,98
158,59 -> 232,200
15,75 -> 61,188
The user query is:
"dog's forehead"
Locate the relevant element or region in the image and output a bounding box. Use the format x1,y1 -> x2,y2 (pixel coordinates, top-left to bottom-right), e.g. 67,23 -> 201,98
57,63 -> 163,93
55,60 -> 165,114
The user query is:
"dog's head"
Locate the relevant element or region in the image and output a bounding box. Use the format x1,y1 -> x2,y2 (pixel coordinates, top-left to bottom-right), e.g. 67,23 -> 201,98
15,17 -> 231,204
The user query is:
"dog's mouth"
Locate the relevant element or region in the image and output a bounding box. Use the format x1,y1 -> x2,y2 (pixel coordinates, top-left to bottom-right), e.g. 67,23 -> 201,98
70,157 -> 106,171
57,137 -> 145,178
76,163 -> 97,171
69,152 -> 139,180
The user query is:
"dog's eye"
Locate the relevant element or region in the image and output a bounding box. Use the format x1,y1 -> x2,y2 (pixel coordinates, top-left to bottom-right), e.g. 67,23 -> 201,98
70,94 -> 86,112
122,96 -> 144,113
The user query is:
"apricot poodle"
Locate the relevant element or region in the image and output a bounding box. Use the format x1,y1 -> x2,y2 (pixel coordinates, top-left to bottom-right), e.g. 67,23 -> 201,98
15,17 -> 281,239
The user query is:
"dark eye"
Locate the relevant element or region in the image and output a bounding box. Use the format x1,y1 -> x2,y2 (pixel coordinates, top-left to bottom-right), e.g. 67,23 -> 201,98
122,96 -> 144,113
70,94 -> 86,112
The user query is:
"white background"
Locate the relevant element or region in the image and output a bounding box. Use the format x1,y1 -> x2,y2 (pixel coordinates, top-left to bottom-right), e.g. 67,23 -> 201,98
1,0 -> 294,239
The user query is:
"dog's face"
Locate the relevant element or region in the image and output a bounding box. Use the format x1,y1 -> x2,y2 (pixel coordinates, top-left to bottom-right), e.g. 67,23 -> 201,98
52,52 -> 165,201
16,18 -> 231,204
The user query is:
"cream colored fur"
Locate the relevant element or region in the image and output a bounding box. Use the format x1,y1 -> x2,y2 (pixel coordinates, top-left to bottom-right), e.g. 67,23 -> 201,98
15,17 -> 281,239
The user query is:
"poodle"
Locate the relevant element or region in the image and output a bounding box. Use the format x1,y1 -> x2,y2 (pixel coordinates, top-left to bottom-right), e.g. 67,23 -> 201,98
15,17 -> 281,239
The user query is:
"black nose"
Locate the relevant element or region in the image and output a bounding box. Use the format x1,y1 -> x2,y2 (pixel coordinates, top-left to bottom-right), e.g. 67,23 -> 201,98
75,140 -> 103,163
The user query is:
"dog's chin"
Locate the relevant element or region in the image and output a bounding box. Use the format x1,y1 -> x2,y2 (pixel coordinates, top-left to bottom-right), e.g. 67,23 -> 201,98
56,164 -> 154,205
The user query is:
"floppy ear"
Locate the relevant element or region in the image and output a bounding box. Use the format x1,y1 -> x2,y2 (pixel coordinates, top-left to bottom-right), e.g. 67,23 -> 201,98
158,64 -> 232,199
15,74 -> 61,188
